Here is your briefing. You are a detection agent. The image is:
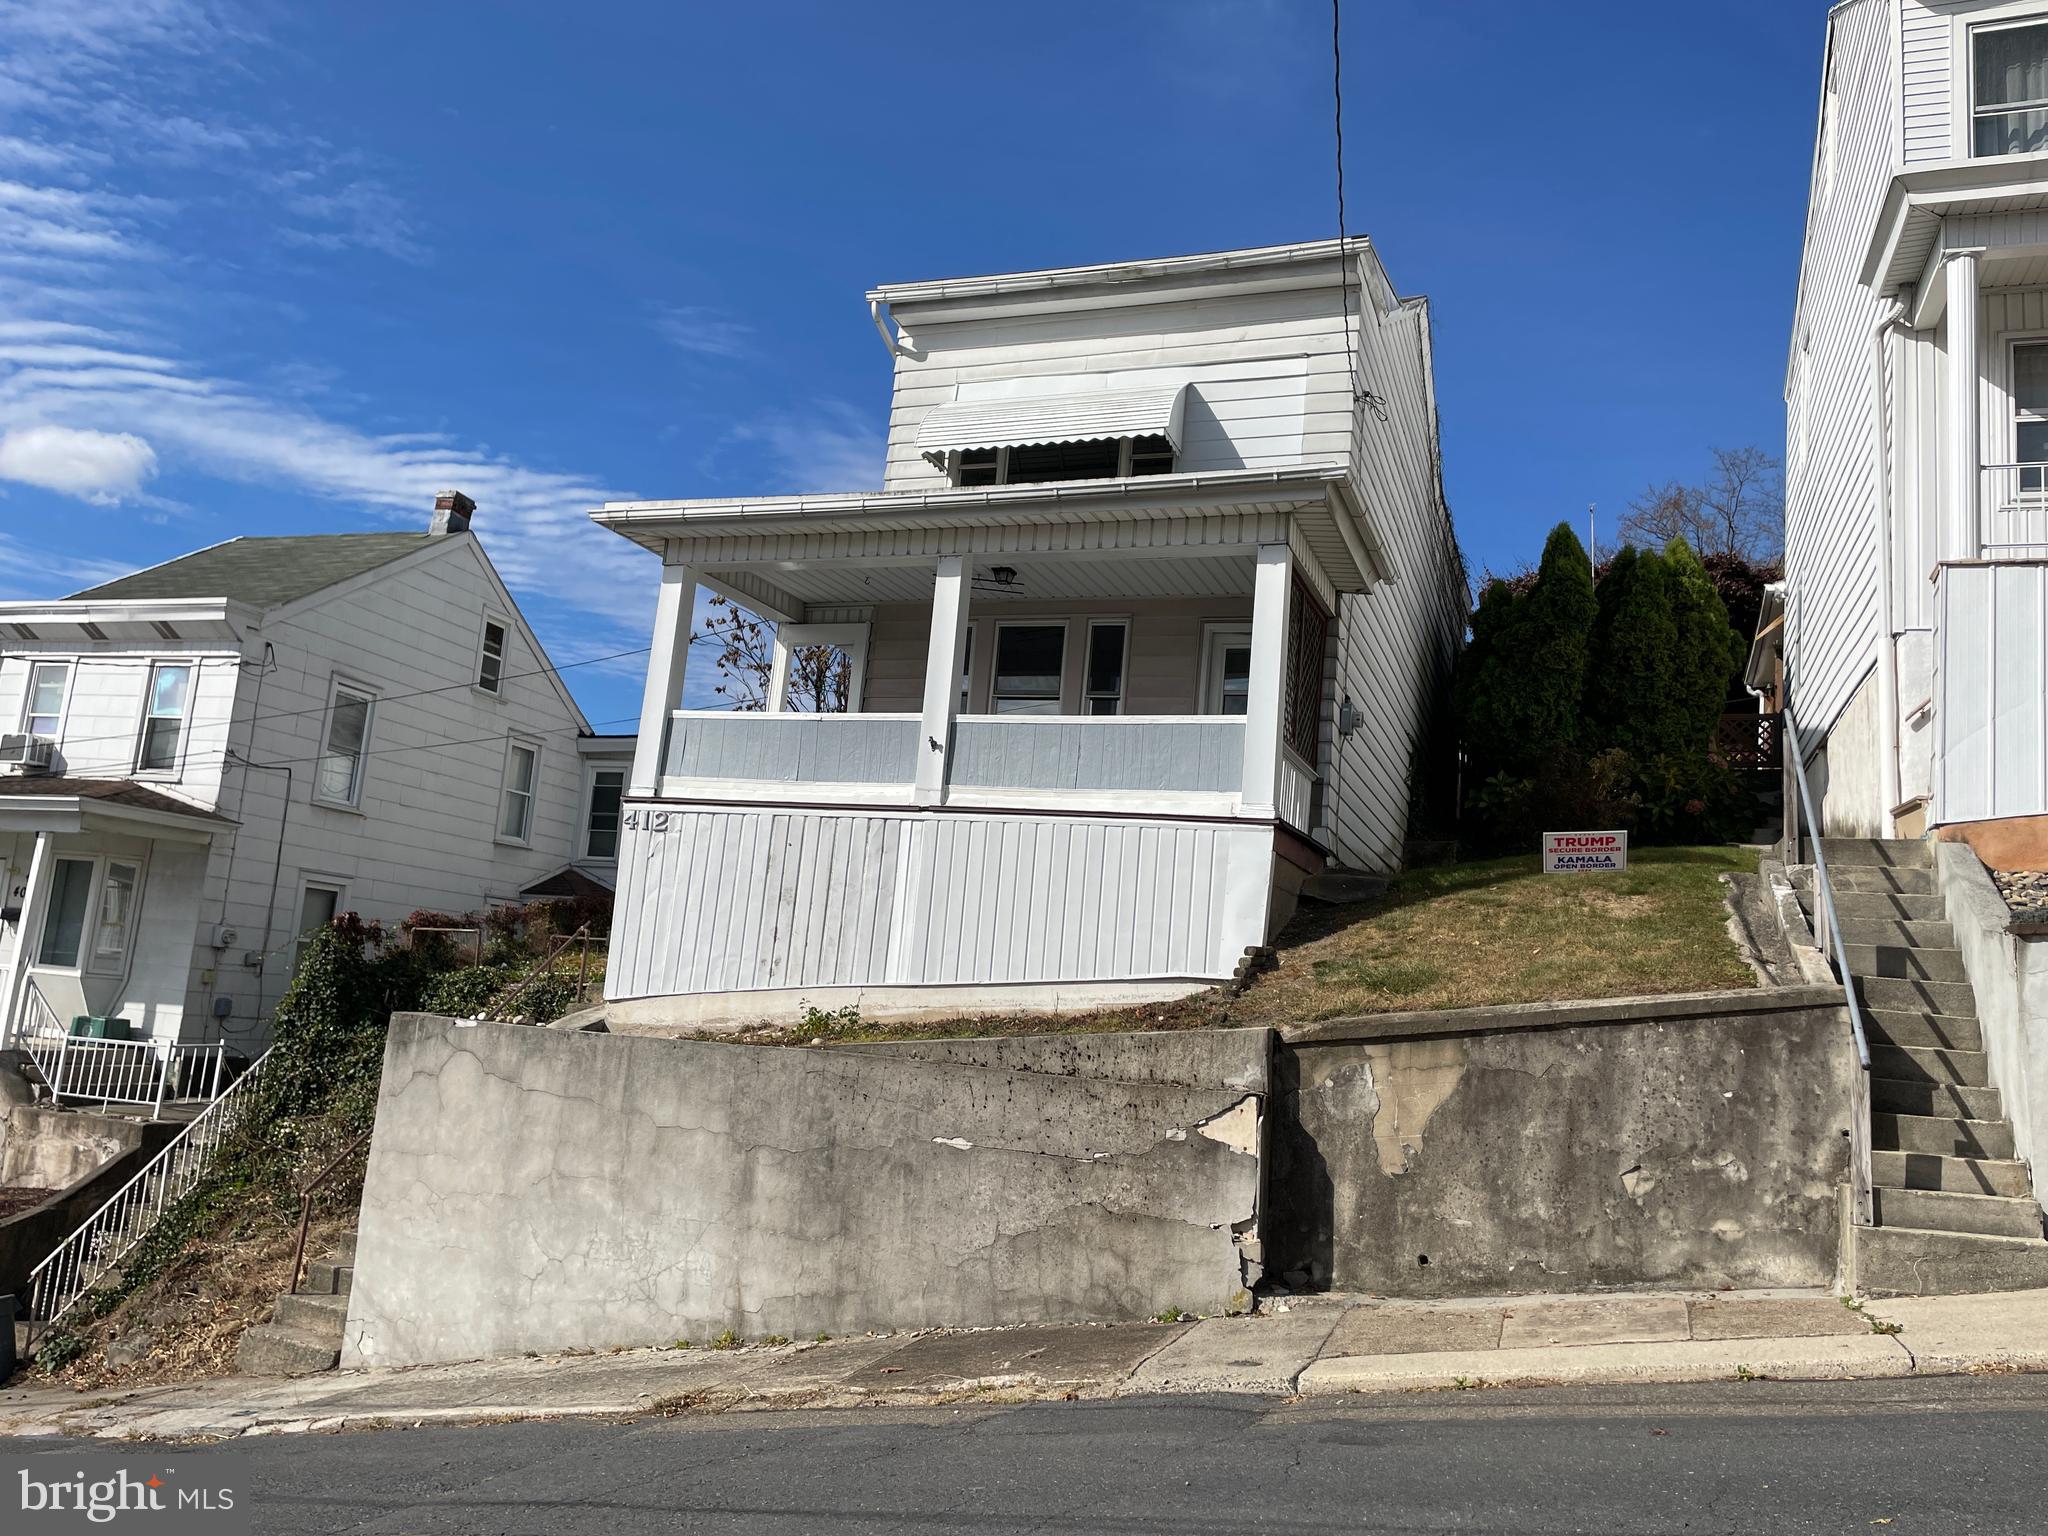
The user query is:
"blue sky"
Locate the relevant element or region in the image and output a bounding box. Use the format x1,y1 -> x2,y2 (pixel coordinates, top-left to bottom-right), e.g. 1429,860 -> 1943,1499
0,0 -> 1827,727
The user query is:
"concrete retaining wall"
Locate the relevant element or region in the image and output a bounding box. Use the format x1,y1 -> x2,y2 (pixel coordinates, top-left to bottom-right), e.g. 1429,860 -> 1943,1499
1268,986 -> 1856,1297
0,1108 -> 162,1298
343,1016 -> 1269,1368
1939,844 -> 2048,1208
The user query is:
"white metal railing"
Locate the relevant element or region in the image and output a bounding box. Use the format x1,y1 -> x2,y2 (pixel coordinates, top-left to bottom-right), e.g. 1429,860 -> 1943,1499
24,1048 -> 271,1341
13,984 -> 228,1117
1979,464 -> 2048,554
1782,710 -> 1875,1229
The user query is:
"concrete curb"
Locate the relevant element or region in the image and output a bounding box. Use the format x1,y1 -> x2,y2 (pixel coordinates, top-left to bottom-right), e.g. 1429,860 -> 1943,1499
1297,1334 -> 1914,1395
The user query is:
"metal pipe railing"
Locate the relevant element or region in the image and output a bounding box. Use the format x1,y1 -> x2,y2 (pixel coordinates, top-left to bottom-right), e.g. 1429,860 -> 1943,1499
1979,464 -> 2048,554
14,985 -> 229,1115
23,1049 -> 271,1342
1781,709 -> 1874,1228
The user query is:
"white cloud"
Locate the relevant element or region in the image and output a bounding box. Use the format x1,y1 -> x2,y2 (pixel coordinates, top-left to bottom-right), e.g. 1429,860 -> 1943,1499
652,303 -> 753,360
0,422 -> 156,502
0,529 -> 134,598
727,400 -> 884,493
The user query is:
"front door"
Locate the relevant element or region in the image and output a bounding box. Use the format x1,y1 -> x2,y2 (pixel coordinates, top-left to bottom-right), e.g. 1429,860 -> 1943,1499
1201,625 -> 1254,716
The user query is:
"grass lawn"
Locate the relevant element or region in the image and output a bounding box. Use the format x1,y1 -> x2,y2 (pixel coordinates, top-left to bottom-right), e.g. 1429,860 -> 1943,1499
1222,843 -> 1759,1027
700,844 -> 1759,1047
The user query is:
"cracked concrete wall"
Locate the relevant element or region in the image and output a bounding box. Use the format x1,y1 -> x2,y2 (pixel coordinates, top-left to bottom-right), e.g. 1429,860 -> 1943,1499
1268,992 -> 1856,1296
342,1017 -> 1267,1367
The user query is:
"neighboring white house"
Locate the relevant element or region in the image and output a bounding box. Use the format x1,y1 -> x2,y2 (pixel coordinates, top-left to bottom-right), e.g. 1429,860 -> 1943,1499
0,492 -> 634,1059
594,237 -> 1466,1024
1783,0 -> 2048,864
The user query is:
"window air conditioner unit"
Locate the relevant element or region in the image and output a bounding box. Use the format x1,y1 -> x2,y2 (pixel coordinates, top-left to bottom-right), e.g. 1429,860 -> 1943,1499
0,734 -> 54,774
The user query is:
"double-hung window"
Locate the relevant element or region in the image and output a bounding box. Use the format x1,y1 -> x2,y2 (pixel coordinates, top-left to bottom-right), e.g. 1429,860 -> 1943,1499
23,660 -> 68,739
316,680 -> 375,807
136,662 -> 192,773
584,768 -> 624,859
1084,621 -> 1128,716
1974,19 -> 2048,157
991,625 -> 1066,714
499,738 -> 539,844
477,618 -> 507,694
956,434 -> 1176,487
2014,342 -> 2048,493
89,861 -> 141,974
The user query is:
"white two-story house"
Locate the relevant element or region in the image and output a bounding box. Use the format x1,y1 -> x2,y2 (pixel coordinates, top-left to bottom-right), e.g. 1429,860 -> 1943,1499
1787,0 -> 2048,866
0,492 -> 634,1064
594,238 -> 1466,1025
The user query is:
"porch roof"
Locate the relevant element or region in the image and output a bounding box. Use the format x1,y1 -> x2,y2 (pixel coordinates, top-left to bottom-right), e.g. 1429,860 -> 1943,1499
0,777 -> 233,842
591,466 -> 1385,596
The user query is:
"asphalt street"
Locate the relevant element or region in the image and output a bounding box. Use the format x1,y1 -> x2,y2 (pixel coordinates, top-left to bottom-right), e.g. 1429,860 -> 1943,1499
10,1374 -> 2048,1534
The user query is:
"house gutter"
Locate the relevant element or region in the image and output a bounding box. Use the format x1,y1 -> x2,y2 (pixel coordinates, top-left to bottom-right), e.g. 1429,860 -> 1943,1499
868,299 -> 903,360
1871,296 -> 1907,826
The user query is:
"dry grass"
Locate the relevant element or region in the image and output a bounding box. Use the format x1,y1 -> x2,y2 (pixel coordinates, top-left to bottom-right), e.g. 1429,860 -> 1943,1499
1220,845 -> 1759,1025
705,845 -> 1758,1047
45,1205 -> 356,1392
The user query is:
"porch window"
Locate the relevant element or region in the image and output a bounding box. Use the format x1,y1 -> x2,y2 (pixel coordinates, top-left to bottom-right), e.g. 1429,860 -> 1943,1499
1084,621 -> 1128,715
585,768 -> 624,859
23,660 -> 68,739
36,857 -> 94,968
316,680 -> 375,807
991,625 -> 1065,714
1974,19 -> 2048,156
499,738 -> 539,843
136,662 -> 191,773
89,860 -> 140,974
477,618 -> 508,694
2014,344 -> 2048,488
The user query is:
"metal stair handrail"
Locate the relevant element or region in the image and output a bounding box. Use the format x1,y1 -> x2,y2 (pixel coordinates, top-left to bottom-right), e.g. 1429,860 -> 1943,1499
23,1048 -> 273,1341
1781,709 -> 1875,1227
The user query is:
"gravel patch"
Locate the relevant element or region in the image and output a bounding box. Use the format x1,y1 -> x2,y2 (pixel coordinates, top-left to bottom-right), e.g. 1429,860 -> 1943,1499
1993,870 -> 2048,928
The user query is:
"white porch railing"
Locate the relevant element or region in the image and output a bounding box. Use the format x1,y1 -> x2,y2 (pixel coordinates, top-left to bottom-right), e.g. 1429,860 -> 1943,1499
948,716 -> 1245,796
13,981 -> 229,1118
24,1048 -> 270,1341
1980,465 -> 2048,554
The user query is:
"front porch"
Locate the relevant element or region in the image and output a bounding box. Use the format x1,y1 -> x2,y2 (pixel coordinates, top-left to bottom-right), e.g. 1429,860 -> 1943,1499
0,781 -> 231,1107
599,473 -> 1375,1011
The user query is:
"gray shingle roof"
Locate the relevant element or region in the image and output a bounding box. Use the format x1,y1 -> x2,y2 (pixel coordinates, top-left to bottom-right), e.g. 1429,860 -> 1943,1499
0,776 -> 234,823
70,533 -> 436,608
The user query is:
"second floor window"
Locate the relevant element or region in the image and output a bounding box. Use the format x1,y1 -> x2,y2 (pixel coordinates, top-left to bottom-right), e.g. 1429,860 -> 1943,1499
958,434 -> 1175,487
317,681 -> 375,806
136,662 -> 192,773
1974,20 -> 2048,156
23,660 -> 68,739
477,619 -> 507,694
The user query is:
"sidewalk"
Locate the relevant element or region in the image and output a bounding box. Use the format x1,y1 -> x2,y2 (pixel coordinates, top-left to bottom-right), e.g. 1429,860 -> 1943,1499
3,1288 -> 2044,1441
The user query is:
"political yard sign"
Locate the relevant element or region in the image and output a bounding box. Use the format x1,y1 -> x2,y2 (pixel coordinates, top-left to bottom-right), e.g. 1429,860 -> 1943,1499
1542,831 -> 1628,874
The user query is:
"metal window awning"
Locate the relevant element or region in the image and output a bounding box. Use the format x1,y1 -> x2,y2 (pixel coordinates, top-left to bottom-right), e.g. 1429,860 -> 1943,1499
915,385 -> 1189,455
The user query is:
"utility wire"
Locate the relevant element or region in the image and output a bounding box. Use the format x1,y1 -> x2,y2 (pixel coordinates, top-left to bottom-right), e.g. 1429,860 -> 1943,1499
13,641 -> 656,758
1332,0 -> 1388,424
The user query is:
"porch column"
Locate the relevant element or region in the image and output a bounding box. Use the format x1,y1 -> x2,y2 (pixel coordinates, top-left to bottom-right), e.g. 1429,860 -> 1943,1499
1944,247 -> 1984,563
1240,543 -> 1294,817
915,556 -> 971,806
629,557 -> 702,796
0,830 -> 52,1046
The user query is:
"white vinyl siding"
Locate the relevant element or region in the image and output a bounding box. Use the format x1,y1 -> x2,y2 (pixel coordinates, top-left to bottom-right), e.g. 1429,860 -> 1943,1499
1785,0 -> 1900,769
606,807 -> 1274,996
1903,2 -> 1955,164
880,284 -> 1356,493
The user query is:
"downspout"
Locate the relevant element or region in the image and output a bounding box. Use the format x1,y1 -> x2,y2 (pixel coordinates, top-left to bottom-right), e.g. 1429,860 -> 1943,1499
1871,297 -> 1907,828
869,299 -> 902,359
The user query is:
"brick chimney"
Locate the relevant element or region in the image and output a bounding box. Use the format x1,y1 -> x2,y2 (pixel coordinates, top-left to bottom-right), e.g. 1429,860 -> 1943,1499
430,489 -> 475,535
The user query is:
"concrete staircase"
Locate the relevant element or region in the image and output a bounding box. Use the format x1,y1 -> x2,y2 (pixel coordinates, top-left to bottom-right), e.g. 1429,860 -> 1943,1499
1801,839 -> 2048,1295
236,1233 -> 352,1376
